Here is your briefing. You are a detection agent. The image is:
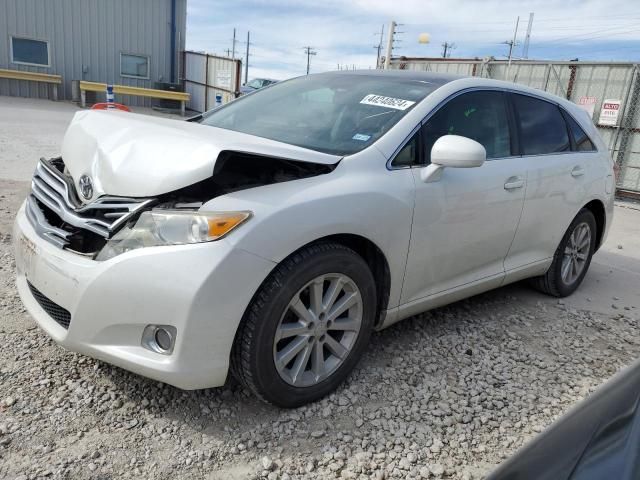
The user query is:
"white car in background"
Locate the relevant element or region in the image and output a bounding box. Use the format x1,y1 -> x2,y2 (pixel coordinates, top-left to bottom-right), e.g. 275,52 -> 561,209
239,77 -> 278,95
14,71 -> 614,407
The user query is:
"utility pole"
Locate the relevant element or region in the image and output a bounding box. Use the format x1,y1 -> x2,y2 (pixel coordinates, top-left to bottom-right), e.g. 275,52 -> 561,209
231,28 -> 237,60
507,16 -> 519,66
303,46 -> 317,75
244,31 -> 250,84
374,24 -> 384,68
224,48 -> 232,57
522,12 -> 534,59
441,42 -> 456,58
383,21 -> 396,69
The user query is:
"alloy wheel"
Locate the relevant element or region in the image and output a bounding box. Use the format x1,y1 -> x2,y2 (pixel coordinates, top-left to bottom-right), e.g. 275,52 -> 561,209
561,221 -> 591,285
273,273 -> 363,387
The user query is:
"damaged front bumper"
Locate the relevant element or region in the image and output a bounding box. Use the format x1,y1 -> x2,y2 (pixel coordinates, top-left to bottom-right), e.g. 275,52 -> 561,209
13,202 -> 276,389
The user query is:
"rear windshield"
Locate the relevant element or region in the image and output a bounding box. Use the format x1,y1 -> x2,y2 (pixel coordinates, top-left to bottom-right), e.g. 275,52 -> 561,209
200,74 -> 440,155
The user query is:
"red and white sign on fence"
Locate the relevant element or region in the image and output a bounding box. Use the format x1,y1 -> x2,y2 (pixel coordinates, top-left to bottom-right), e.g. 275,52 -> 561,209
577,96 -> 597,118
598,99 -> 622,126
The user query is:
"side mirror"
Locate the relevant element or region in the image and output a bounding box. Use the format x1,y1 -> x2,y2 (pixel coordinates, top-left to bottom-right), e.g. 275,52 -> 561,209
432,135 -> 486,168
421,135 -> 486,183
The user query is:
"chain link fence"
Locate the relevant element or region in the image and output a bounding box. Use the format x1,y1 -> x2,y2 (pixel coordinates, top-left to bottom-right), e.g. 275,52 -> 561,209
389,58 -> 640,194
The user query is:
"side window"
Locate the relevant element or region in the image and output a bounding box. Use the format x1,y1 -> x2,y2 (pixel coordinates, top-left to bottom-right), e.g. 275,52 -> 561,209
422,91 -> 511,163
391,131 -> 420,167
564,111 -> 596,151
121,53 -> 150,79
512,94 -> 570,155
11,37 -> 50,67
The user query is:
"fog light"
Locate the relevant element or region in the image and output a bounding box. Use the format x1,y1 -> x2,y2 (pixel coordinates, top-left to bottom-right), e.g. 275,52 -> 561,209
142,325 -> 177,355
155,328 -> 172,351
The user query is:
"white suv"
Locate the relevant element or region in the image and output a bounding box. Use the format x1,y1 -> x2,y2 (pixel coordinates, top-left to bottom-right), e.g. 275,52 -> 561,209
14,71 -> 614,407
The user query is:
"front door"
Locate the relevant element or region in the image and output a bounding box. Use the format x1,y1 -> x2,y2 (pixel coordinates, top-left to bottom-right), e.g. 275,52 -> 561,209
398,90 -> 527,304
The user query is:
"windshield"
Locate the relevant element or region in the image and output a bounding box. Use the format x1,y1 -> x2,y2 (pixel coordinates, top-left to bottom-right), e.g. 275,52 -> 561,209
200,73 -> 440,155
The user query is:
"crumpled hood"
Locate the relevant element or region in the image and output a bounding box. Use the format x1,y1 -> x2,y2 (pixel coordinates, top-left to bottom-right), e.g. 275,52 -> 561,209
61,110 -> 340,199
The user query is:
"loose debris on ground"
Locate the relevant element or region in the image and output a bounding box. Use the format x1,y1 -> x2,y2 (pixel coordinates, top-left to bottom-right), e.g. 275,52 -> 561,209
1,181 -> 638,479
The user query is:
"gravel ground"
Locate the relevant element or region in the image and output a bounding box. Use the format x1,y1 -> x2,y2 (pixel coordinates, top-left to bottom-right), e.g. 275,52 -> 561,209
1,98 -> 640,480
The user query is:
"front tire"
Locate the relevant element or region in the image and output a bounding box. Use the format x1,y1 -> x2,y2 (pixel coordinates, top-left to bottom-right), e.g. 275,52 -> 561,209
531,209 -> 597,297
231,242 -> 377,408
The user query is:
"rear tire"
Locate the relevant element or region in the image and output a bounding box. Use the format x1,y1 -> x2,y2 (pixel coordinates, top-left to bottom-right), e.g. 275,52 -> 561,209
231,242 -> 376,408
530,209 -> 596,297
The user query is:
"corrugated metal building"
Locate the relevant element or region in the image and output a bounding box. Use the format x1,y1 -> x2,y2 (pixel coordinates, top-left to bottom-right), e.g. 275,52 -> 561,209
0,0 -> 187,106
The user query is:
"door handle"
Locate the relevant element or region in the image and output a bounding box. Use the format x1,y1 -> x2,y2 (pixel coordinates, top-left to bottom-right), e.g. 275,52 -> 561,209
504,177 -> 525,190
571,166 -> 585,177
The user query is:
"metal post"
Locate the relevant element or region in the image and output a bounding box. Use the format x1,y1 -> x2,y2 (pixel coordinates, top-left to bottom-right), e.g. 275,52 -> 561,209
543,63 -> 552,91
566,63 -> 578,100
170,0 -> 177,83
383,21 -> 396,69
231,28 -> 236,60
508,16 -> 519,67
522,12 -> 534,59
611,65 -> 637,160
204,54 -> 209,110
375,24 -> 384,69
244,31 -> 250,84
106,84 -> 114,108
615,65 -> 640,175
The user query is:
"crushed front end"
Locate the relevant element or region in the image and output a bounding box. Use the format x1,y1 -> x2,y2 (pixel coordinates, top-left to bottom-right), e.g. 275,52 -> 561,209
13,157 -> 276,389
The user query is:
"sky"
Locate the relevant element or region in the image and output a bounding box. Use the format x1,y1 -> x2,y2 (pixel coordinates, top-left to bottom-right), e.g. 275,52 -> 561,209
186,0 -> 640,81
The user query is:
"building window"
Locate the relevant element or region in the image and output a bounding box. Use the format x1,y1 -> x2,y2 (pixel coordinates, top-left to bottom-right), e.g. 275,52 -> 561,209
10,36 -> 50,67
121,53 -> 150,79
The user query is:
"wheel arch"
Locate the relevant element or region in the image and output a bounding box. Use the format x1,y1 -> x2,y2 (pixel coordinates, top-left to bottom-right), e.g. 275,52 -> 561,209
241,233 -> 393,331
309,234 -> 392,328
582,199 -> 606,251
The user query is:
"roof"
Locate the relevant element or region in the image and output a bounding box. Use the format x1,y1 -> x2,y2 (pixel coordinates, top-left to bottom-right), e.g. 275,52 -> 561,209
315,69 -> 465,86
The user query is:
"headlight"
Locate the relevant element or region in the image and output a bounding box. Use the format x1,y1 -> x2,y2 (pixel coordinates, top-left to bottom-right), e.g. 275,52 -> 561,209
96,210 -> 251,261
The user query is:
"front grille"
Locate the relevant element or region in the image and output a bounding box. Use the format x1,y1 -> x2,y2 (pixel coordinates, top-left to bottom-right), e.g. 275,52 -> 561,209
27,281 -> 71,329
27,158 -> 154,254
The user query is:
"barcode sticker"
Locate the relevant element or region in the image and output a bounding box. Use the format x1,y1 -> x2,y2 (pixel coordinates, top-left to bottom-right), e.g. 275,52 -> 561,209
352,133 -> 371,141
360,94 -> 415,110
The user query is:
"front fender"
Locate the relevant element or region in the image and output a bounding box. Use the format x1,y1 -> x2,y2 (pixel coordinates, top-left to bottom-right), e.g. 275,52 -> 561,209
202,156 -> 415,309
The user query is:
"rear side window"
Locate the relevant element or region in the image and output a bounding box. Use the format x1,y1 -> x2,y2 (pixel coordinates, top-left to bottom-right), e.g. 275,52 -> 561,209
563,111 -> 596,151
512,94 -> 570,155
422,90 -> 512,162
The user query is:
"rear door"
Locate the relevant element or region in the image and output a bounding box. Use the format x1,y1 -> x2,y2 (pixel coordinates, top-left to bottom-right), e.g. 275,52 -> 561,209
504,93 -> 597,271
400,90 -> 527,304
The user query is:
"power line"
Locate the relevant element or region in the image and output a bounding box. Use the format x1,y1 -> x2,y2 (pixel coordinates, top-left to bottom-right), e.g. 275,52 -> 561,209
535,25 -> 640,45
403,14 -> 640,26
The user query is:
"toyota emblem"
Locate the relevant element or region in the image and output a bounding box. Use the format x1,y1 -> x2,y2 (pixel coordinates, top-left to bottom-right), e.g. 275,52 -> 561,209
78,175 -> 93,200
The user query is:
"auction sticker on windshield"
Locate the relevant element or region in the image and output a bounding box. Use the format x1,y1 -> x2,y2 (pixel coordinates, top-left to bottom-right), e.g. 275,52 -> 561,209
360,94 -> 415,110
